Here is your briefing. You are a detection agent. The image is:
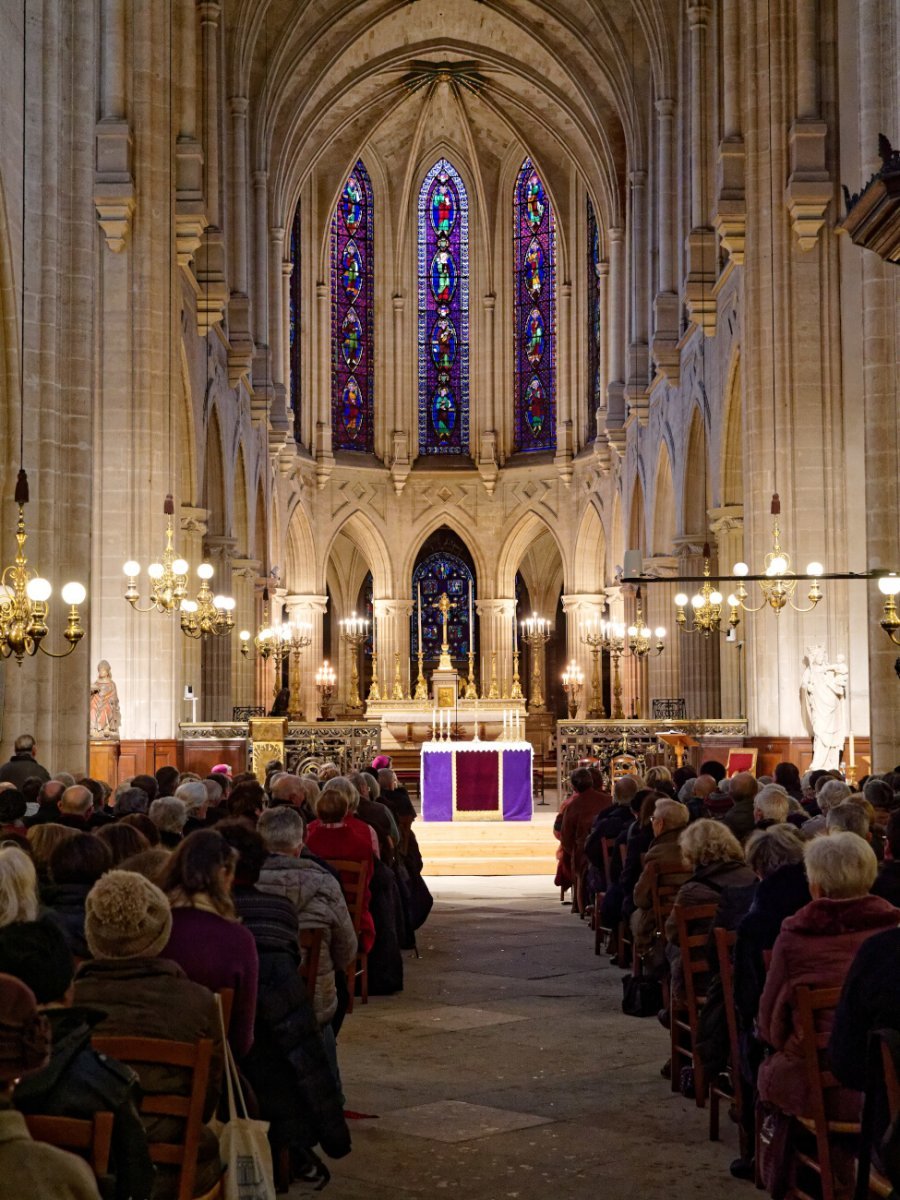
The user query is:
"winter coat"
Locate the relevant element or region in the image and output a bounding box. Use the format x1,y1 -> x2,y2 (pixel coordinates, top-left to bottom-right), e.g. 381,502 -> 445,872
14,1006 -> 154,1200
161,908 -> 259,1059
366,858 -> 404,996
584,806 -> 634,881
0,1106 -> 100,1200
234,887 -> 351,1161
256,853 -> 357,1024
73,957 -> 224,1200
718,797 -> 756,842
757,894 -> 900,1119
41,882 -> 92,960
871,861 -> 900,908
665,860 -> 758,945
305,822 -> 375,953
629,829 -> 691,953
560,788 -> 613,885
829,926 -> 900,1093
733,861 -> 811,1029
0,752 -> 50,789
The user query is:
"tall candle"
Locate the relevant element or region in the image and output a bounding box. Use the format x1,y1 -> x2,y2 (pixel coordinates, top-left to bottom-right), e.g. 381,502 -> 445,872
513,611 -> 518,652
468,579 -> 473,642
432,708 -> 436,740
372,614 -> 377,655
417,582 -> 423,654
849,730 -> 855,769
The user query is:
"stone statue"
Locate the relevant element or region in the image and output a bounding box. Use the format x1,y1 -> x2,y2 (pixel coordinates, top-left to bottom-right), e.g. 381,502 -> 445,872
801,645 -> 847,771
90,660 -> 121,740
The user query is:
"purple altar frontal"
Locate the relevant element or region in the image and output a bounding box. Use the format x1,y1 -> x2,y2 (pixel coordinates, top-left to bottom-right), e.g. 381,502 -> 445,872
421,741 -> 534,822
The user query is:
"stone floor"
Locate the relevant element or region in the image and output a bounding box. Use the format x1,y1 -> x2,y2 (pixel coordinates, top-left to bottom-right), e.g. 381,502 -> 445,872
302,877 -> 750,1199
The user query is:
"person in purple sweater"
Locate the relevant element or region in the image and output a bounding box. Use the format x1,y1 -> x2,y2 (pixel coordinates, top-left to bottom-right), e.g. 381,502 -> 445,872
158,830 -> 259,1058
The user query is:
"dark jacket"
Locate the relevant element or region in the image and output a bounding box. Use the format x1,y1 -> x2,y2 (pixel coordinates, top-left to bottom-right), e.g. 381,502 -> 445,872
733,861 -> 811,1029
758,895 -> 900,1118
0,752 -> 50,789
719,796 -> 756,842
584,806 -> 633,879
560,788 -> 613,880
665,859 -> 758,945
14,1007 -> 154,1200
41,882 -> 92,960
871,861 -> 900,909
235,888 -> 351,1161
830,927 -> 900,1093
73,957 -> 224,1200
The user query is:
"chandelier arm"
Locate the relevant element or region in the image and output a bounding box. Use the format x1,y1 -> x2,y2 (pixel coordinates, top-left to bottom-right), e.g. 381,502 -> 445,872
735,595 -> 768,614
787,596 -> 822,614
37,640 -> 81,660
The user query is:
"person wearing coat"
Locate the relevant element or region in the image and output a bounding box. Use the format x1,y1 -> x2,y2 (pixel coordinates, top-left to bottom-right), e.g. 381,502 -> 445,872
584,775 -> 641,893
559,767 -> 613,912
73,870 -> 224,1200
630,798 -> 691,954
0,916 -> 154,1200
305,787 -> 376,955
718,772 -> 760,842
256,807 -> 357,1027
42,834 -> 114,960
757,833 -> 900,1122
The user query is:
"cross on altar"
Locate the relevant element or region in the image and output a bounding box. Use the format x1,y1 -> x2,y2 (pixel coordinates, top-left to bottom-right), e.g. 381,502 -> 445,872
436,591 -> 455,670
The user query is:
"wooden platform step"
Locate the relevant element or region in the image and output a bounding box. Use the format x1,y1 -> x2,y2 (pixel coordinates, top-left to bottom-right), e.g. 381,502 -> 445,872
416,812 -> 557,877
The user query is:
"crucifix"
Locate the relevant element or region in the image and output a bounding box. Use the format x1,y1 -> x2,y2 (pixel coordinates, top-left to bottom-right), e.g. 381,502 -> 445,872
437,591 -> 455,670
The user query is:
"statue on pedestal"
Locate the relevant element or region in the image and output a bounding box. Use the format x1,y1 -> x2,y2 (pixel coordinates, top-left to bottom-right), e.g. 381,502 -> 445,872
90,660 -> 121,740
801,645 -> 848,771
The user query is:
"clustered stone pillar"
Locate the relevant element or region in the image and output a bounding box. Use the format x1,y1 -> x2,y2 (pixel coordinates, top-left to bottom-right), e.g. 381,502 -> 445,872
476,599 -> 515,697
641,558 -> 682,718
561,594 -> 606,718
674,540 -> 721,719
200,536 -> 236,721
229,559 -> 260,709
709,506 -> 744,718
373,599 -> 414,699
284,594 -> 328,720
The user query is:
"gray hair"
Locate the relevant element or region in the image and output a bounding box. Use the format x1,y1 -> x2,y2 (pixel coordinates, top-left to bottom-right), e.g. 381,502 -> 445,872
744,824 -> 805,877
318,762 -> 341,782
818,779 -> 852,814
679,818 -> 744,868
377,768 -> 398,792
613,775 -> 641,806
270,774 -> 304,805
678,780 -> 696,803
826,802 -> 870,839
754,784 -> 790,824
149,796 -> 187,834
323,776 -> 359,812
175,781 -> 208,816
805,830 -> 877,898
652,798 -> 689,832
299,777 -> 320,806
203,778 -> 223,805
113,786 -> 149,817
258,805 -> 305,853
362,771 -> 380,800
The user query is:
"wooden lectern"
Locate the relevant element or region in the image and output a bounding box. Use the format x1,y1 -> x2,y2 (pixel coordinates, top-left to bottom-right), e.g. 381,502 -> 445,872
249,717 -> 288,784
657,732 -> 699,769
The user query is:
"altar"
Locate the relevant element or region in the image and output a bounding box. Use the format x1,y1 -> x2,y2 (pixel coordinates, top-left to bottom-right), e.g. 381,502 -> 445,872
421,740 -> 533,822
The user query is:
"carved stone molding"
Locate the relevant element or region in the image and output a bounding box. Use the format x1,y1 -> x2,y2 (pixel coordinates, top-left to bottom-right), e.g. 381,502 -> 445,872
94,119 -> 135,253
180,505 -> 209,537
785,121 -> 833,251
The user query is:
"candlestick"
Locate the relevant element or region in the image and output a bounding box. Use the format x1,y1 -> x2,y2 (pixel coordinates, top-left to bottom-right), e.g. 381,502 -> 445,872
513,609 -> 518,653
488,650 -> 499,699
392,649 -> 404,700
468,579 -> 473,641
414,650 -> 427,701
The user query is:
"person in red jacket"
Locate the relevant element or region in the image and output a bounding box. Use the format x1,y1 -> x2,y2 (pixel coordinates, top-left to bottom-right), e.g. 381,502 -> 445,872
306,783 -> 375,954
559,767 -> 612,913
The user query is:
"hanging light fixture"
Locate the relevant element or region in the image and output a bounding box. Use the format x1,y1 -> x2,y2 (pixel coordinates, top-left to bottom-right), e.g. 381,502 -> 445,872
179,563 -> 236,639
674,544 -> 741,635
123,496 -> 190,613
625,589 -> 666,658
731,495 -> 824,615
0,11 -> 87,665
879,574 -> 900,646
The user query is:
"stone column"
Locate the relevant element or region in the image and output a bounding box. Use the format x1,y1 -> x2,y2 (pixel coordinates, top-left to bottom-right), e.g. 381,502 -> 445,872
252,171 -> 268,344
228,98 -> 249,294
281,259 -> 293,407
268,226 -> 288,435
604,585 -> 627,718
373,599 -> 414,700
562,593 -> 607,718
476,599 -> 516,697
641,557 -> 682,717
709,506 -> 744,718
229,559 -> 259,708
653,99 -> 680,381
685,1 -> 717,335
606,226 -> 626,445
200,535 -> 236,721
284,594 -> 328,720
715,0 -> 747,264
674,539 -> 721,719
626,170 -> 650,423
194,1 -> 226,332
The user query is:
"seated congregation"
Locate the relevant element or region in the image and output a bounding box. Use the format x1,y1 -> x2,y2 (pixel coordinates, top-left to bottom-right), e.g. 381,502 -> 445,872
556,759 -> 900,1200
0,749 -> 431,1198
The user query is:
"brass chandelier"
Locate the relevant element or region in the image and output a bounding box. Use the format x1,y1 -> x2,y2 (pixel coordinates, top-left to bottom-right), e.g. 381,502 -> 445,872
674,545 -> 741,636
625,590 -> 666,658
731,494 -> 824,615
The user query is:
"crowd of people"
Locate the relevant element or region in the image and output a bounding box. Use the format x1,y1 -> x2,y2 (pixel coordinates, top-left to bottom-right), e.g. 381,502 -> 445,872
556,757 -> 900,1198
0,734 -> 432,1198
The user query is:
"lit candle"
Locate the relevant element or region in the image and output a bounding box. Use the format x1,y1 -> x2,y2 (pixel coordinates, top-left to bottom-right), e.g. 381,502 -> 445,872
468,579 -> 473,643
503,709 -> 508,737
513,611 -> 518,652
432,708 -> 436,740
372,614 -> 377,655
417,582 -> 423,654
849,730 -> 855,769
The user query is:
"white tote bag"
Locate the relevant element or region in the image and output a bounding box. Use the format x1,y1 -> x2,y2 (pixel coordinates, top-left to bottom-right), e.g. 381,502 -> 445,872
215,996 -> 276,1200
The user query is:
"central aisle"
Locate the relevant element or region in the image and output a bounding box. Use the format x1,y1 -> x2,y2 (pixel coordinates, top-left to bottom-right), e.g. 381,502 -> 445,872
315,878 -> 749,1200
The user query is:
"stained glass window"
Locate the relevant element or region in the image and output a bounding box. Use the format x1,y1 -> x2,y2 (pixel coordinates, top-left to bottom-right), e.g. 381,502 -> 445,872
587,196 -> 602,441
289,202 -> 302,443
412,552 -> 475,663
418,159 -> 469,455
331,161 -> 374,452
513,158 -> 556,452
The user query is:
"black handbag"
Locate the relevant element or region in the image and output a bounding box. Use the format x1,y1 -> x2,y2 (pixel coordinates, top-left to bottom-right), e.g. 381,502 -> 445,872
621,971 -> 663,1018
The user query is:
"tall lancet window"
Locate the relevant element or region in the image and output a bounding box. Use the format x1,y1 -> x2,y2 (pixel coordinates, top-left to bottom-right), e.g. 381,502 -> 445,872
587,195 -> 602,441
289,202 -> 302,442
418,159 -> 469,455
331,161 -> 374,452
513,158 -> 556,452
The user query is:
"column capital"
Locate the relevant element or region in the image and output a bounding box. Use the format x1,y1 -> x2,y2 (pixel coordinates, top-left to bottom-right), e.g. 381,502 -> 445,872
476,598 -> 515,617
629,168 -> 647,188
641,555 -> 680,579
228,96 -> 249,118
198,1 -> 221,26
561,593 -> 607,614
655,97 -> 676,119
204,535 -> 237,562
708,504 -> 744,538
687,1 -> 710,29
269,225 -> 284,244
252,169 -> 267,189
285,593 -> 329,615
374,598 -> 414,619
180,504 -> 208,535
674,535 -> 708,558
230,557 -> 261,580
604,584 -> 623,605
607,225 -> 624,244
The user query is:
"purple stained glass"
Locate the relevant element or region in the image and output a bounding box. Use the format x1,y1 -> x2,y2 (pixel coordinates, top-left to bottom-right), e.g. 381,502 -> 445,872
587,196 -> 602,441
412,551 -> 474,663
331,161 -> 374,451
514,159 -> 556,452
418,160 -> 469,455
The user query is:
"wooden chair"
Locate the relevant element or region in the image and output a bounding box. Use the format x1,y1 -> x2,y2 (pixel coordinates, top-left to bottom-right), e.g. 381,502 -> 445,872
854,1029 -> 900,1200
299,926 -> 325,1004
592,836 -> 618,955
25,1112 -> 115,1178
710,927 -> 747,1149
91,1036 -> 222,1200
669,902 -> 719,1107
785,984 -> 858,1200
325,857 -> 370,1012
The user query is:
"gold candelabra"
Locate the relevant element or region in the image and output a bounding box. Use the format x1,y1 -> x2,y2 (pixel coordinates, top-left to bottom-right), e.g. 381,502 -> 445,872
392,650 -> 404,700
561,659 -> 584,718
315,660 -> 336,720
464,650 -> 478,699
368,649 -> 381,701
520,613 -> 551,711
599,618 -> 626,720
579,616 -> 606,718
413,649 -> 428,700
256,620 -> 312,717
674,544 -> 740,637
626,590 -> 666,660
338,612 -> 369,712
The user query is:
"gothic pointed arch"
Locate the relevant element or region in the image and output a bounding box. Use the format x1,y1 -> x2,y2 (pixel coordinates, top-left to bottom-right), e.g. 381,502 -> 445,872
683,406 -> 711,537
331,160 -> 374,452
652,443 -> 676,555
411,527 -> 477,666
418,158 -> 469,455
514,157 -> 556,452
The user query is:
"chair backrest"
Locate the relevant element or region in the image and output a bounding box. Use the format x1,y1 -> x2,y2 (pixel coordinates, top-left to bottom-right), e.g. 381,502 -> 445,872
25,1112 -> 115,1178
91,1035 -> 215,1200
793,983 -> 851,1198
299,927 -> 325,1002
650,867 -> 686,933
599,836 -> 616,887
672,903 -> 720,1020
713,926 -> 741,1077
325,858 -> 368,933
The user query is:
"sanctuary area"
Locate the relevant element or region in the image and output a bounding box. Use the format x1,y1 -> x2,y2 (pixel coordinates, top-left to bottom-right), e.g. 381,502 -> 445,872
0,1 -> 898,1198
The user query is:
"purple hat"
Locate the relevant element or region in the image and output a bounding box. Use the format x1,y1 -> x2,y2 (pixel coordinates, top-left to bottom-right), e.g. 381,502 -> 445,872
371,755 -> 391,771
211,764 -> 232,778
